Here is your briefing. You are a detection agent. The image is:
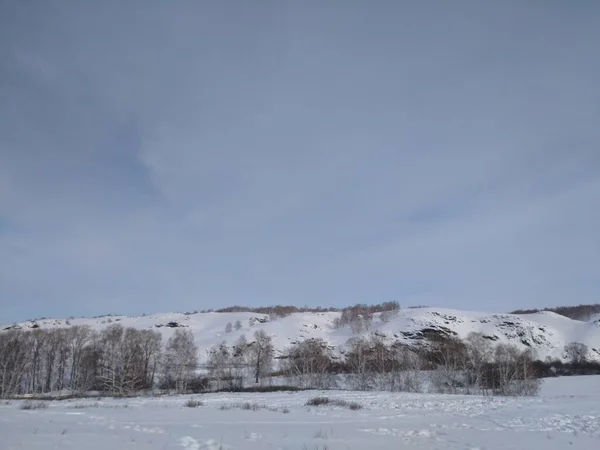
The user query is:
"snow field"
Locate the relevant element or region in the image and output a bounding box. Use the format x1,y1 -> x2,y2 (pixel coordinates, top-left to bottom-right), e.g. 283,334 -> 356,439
1,375 -> 599,449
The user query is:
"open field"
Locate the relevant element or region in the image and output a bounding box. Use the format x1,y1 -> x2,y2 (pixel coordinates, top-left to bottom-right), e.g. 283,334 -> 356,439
1,376 -> 599,449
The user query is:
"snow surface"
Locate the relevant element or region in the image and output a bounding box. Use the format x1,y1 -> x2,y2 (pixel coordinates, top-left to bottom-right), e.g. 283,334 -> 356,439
1,376 -> 599,449
6,307 -> 600,363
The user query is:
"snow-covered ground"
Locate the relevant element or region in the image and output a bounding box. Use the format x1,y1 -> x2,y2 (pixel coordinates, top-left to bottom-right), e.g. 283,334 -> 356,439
1,376 -> 599,449
6,307 -> 600,363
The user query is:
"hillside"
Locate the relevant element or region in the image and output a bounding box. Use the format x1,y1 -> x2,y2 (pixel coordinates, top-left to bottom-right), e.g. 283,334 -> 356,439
4,307 -> 600,363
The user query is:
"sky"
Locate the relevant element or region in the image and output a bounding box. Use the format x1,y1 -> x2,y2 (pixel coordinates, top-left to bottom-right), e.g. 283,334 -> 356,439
1,1 -> 599,323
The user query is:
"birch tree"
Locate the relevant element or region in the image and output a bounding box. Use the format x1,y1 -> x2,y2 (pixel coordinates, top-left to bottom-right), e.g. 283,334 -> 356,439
163,329 -> 198,393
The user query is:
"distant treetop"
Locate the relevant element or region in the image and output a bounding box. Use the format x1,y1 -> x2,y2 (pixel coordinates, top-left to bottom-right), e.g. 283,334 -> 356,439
510,304 -> 600,321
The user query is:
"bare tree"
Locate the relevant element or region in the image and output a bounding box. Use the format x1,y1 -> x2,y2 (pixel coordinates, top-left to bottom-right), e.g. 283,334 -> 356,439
142,330 -> 162,389
42,329 -> 62,392
27,330 -> 46,394
66,326 -> 95,392
248,330 -> 273,384
97,324 -> 125,394
380,308 -> 398,323
207,342 -> 232,390
163,329 -> 198,393
429,336 -> 468,394
77,336 -> 102,392
564,342 -> 588,365
0,330 -> 32,398
397,345 -> 423,393
230,334 -> 249,388
225,322 -> 233,333
345,337 -> 373,390
333,305 -> 374,334
234,320 -> 242,331
465,332 -> 493,394
282,338 -> 334,389
492,344 -> 540,396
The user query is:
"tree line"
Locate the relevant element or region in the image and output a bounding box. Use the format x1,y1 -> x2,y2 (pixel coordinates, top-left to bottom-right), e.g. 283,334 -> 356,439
185,301 -> 600,322
189,301 -> 401,320
510,303 -> 600,321
0,325 -> 280,399
1,325 -> 179,398
2,322 -> 596,399
206,330 -> 548,397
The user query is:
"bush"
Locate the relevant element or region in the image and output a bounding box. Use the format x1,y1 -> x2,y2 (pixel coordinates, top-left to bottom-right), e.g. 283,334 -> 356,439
184,398 -> 203,408
508,379 -> 542,397
346,401 -> 363,410
219,402 -> 288,413
306,397 -> 362,410
68,402 -> 100,409
187,376 -> 211,393
20,401 -> 48,410
213,385 -> 304,393
533,360 -> 600,377
306,396 -> 330,406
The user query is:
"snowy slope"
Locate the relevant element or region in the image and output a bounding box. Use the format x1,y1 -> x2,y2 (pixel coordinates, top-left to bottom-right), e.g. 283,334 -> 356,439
4,307 -> 600,363
589,313 -> 600,325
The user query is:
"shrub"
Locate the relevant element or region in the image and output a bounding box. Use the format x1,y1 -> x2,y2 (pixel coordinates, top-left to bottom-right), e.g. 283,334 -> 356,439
213,385 -> 304,393
306,396 -> 330,406
220,402 -> 262,411
347,401 -> 363,410
20,401 -> 48,410
185,376 -> 211,393
184,398 -> 203,408
306,397 -> 362,410
68,402 -> 100,409
219,402 -> 288,413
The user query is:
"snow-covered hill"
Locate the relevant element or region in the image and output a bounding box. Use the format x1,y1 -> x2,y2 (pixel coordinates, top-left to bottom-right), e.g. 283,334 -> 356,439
4,308 -> 600,363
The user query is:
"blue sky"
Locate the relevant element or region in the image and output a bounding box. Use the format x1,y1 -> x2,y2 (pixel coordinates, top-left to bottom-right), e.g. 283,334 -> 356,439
1,1 -> 599,323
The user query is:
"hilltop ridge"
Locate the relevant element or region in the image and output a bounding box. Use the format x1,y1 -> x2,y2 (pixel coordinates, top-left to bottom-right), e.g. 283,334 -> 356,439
5,306 -> 600,363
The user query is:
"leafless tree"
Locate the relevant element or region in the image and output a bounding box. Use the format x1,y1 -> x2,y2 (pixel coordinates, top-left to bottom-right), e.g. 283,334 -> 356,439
396,345 -> 423,393
564,342 -> 588,364
229,334 -> 249,388
163,329 -> 198,393
225,322 -> 233,333
282,338 -> 334,389
333,305 -> 375,334
207,342 -> 232,390
66,326 -> 95,392
43,329 -> 60,392
248,330 -> 273,384
465,332 -> 494,394
77,334 -> 102,392
0,330 -> 32,397
345,337 -> 373,390
429,336 -> 468,394
234,320 -> 243,331
97,324 -> 125,394
26,330 -> 45,394
380,308 -> 398,323
492,344 -> 540,396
